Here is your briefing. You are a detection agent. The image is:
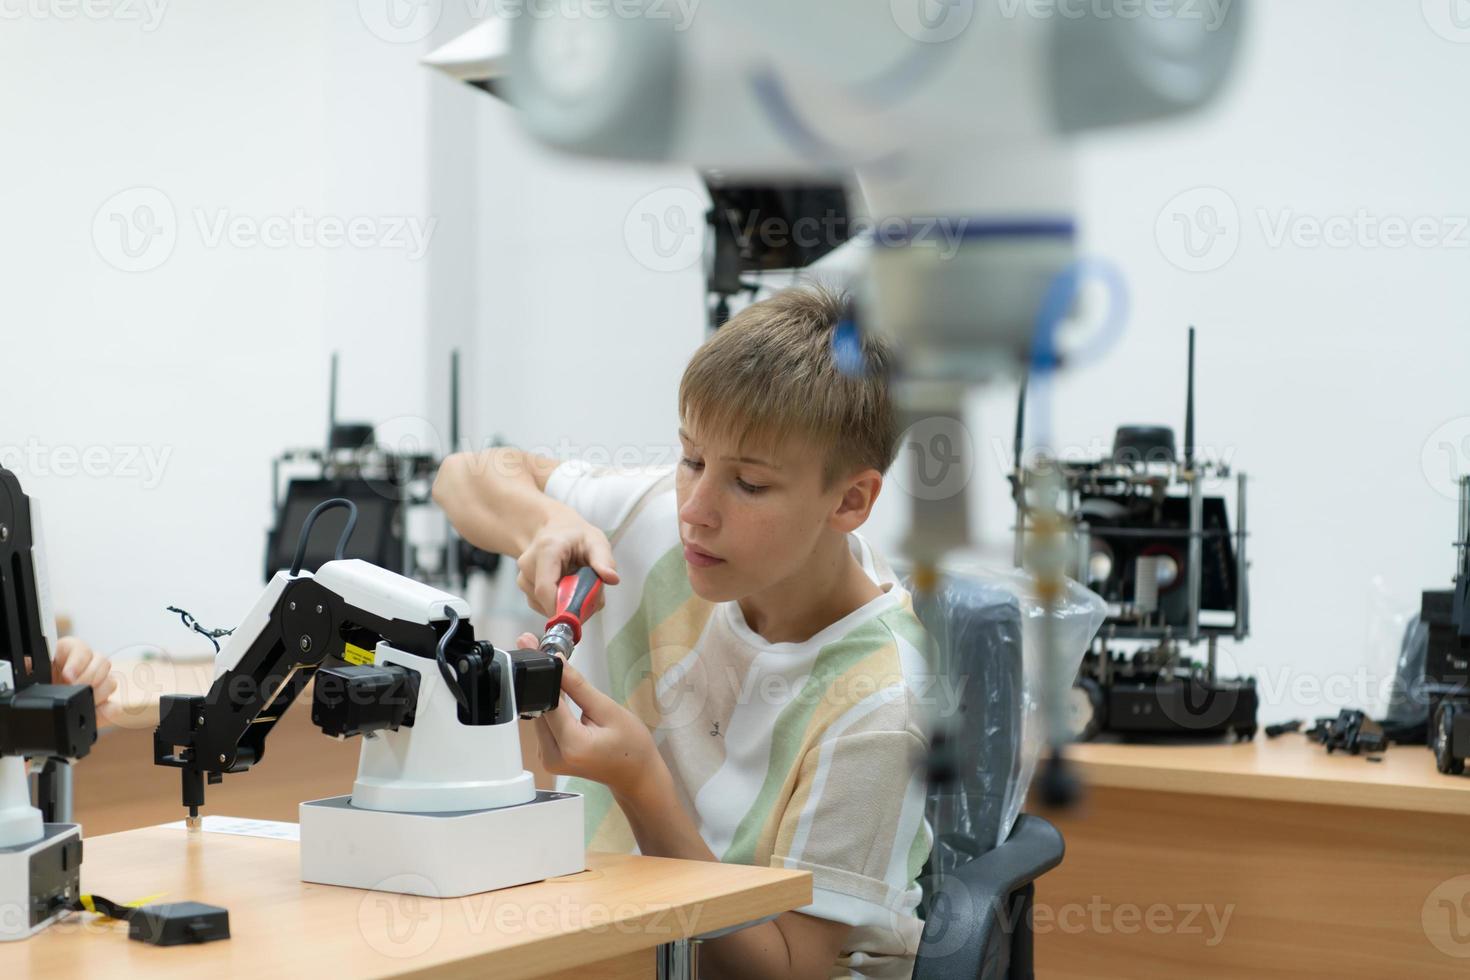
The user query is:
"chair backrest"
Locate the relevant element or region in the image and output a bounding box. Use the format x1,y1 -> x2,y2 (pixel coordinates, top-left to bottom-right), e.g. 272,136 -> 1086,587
904,571 -> 1026,880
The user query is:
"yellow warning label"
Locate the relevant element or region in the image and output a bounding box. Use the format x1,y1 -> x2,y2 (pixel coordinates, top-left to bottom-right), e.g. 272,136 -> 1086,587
342,643 -> 374,667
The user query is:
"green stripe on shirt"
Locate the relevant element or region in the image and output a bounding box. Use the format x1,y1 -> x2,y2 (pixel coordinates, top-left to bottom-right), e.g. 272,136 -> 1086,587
573,543 -> 691,844
720,616 -> 893,866
605,544 -> 691,703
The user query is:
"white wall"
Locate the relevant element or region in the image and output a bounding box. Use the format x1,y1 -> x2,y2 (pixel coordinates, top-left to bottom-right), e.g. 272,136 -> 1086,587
0,2 -> 448,658
6,1 -> 1468,727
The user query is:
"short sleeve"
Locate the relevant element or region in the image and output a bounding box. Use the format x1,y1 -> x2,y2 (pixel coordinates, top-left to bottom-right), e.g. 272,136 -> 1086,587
773,726 -> 932,936
543,461 -> 675,538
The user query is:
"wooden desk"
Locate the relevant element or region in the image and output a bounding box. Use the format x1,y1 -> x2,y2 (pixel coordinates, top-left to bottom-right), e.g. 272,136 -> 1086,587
1036,736 -> 1470,978
1,825 -> 811,979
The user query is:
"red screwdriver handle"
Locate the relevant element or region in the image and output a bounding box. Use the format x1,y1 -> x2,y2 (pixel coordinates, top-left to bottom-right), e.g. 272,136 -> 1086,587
546,567 -> 604,644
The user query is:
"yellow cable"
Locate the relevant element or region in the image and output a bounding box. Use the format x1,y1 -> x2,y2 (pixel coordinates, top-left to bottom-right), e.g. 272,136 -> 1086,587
78,892 -> 168,920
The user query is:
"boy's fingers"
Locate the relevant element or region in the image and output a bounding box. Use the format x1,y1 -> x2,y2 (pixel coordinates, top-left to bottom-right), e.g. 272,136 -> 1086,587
79,660 -> 110,688
557,663 -> 615,723
515,632 -> 539,650
588,539 -> 620,585
539,694 -> 582,744
533,558 -> 560,620
96,673 -> 119,703
533,716 -> 563,766
61,647 -> 93,682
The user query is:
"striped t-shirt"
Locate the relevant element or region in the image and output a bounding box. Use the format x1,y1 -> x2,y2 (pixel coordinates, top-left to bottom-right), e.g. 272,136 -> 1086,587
545,461 -> 935,980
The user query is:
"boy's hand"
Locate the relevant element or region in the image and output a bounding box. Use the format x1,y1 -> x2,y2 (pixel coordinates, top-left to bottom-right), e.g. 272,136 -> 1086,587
516,633 -> 659,801
51,637 -> 118,706
516,510 -> 620,618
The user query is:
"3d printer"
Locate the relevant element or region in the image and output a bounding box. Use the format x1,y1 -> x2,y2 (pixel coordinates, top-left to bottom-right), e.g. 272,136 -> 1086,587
1422,475 -> 1470,775
265,351 -> 498,589
1013,329 -> 1257,741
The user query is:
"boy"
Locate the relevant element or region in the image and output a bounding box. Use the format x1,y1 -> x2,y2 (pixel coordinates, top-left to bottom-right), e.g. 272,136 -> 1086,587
434,285 -> 934,980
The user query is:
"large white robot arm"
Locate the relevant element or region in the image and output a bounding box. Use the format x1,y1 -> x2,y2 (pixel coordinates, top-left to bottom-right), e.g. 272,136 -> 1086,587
427,0 -> 1244,396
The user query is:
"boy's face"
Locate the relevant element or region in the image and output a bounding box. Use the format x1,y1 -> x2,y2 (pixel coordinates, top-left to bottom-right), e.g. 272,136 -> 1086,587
675,422 -> 875,603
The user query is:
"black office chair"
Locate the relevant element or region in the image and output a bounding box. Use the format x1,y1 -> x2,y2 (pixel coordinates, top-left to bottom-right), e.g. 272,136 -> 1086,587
905,572 -> 1068,980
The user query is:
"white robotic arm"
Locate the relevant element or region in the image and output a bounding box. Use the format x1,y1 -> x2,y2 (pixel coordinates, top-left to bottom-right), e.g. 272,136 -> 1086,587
154,500 -> 584,897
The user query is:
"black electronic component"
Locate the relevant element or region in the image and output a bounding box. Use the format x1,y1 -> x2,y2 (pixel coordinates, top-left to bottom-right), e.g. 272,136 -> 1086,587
703,180 -> 851,329
264,352 -> 500,588
311,664 -> 419,738
29,829 -> 83,930
0,684 -> 95,760
1,467 -> 56,688
1307,710 -> 1387,756
1420,477 -> 1470,776
266,479 -> 401,578
508,647 -> 564,718
128,903 -> 231,946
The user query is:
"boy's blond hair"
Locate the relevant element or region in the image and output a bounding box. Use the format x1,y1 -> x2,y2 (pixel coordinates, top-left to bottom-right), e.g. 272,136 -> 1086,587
678,284 -> 898,488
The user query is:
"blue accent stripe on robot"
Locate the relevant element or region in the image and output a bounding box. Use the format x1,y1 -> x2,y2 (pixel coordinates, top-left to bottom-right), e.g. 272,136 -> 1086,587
872,219 -> 1078,247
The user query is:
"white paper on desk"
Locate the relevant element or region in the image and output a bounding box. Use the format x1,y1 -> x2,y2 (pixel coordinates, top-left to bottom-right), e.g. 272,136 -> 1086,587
161,815 -> 301,841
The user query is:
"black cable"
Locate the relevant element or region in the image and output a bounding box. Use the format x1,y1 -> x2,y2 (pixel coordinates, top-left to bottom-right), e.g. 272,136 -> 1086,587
165,606 -> 235,654
289,498 -> 359,576
436,604 -> 470,711
71,893 -> 139,921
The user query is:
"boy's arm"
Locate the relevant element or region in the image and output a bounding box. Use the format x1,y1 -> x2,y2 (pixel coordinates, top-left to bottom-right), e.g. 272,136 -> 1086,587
531,658 -> 850,980
432,448 -> 619,615
434,449 -> 620,788
616,767 -> 851,980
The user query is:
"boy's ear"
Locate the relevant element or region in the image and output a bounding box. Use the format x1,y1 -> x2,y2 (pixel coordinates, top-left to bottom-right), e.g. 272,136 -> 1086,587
830,469 -> 883,532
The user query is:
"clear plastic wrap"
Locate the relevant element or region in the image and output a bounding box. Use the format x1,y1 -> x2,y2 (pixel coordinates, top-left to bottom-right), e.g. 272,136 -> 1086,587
1385,613 -> 1429,731
907,561 -> 1106,876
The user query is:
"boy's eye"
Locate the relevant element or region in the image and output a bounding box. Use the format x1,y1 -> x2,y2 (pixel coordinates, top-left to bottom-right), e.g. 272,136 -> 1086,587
680,457 -> 704,471
736,478 -> 767,494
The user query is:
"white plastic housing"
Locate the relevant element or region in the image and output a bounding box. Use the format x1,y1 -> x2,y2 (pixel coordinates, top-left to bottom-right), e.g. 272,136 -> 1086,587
350,642 -> 534,813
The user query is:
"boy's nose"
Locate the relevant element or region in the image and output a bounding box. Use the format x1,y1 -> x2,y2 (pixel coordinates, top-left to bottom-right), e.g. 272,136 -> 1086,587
678,486 -> 718,530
